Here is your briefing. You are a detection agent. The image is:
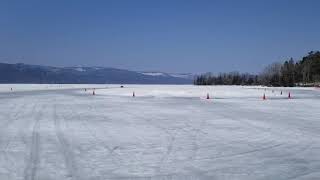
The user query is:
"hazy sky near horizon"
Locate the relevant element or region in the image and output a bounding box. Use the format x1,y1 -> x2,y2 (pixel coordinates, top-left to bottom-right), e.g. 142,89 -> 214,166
0,0 -> 319,73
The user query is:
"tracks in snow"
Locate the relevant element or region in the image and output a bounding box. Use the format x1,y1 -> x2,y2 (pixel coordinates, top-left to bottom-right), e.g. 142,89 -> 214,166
24,104 -> 43,180
53,104 -> 79,180
0,100 -> 29,177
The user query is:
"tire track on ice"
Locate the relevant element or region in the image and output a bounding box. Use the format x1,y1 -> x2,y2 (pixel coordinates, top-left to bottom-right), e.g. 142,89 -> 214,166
18,103 -> 38,148
0,101 -> 28,175
182,106 -> 211,162
60,100 -> 122,178
216,103 -> 316,158
106,102 -> 203,171
121,102 -> 285,166
0,100 -> 26,131
120,109 -> 179,173
85,102 -> 169,175
53,104 -> 80,180
123,102 -> 210,172
73,104 -> 122,169
288,170 -> 320,180
23,104 -> 44,180
122,110 -> 285,168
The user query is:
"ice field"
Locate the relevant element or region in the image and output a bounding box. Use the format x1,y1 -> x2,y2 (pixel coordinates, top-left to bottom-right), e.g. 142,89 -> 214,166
0,84 -> 320,180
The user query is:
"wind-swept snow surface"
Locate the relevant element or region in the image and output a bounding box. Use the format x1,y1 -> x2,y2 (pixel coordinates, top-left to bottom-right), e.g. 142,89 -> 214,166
0,85 -> 320,180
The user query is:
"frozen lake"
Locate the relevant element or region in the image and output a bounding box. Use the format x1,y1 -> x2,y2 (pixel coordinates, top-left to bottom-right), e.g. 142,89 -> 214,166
0,84 -> 320,180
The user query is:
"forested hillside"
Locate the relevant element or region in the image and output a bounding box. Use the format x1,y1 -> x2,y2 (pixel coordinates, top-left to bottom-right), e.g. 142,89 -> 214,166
194,51 -> 320,87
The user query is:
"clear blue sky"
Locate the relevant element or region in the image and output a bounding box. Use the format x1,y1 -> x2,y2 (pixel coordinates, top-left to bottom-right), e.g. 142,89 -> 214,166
0,0 -> 319,73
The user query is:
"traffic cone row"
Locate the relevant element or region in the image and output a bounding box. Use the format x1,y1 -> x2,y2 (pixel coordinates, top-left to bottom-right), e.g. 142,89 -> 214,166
86,88 -> 292,100
89,89 -> 136,97
262,92 -> 292,100
88,90 -> 214,100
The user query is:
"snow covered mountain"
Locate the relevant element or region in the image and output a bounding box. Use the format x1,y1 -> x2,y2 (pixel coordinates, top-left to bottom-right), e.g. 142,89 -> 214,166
140,71 -> 195,80
0,63 -> 193,84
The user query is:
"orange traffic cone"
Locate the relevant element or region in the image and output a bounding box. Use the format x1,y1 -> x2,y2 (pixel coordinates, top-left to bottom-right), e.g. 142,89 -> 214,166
263,93 -> 266,100
206,93 -> 210,99
288,92 -> 291,99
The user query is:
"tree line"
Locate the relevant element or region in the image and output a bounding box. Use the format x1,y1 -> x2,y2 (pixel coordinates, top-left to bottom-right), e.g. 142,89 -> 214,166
194,51 -> 320,87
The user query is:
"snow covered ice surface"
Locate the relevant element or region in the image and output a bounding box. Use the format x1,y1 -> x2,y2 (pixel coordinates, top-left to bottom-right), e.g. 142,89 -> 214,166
0,84 -> 320,180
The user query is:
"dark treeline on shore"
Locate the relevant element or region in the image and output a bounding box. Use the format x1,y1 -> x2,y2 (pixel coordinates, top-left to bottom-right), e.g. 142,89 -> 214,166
194,51 -> 320,87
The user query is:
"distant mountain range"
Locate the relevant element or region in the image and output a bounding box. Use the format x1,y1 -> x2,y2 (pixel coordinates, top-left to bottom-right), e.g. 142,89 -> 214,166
0,63 -> 194,84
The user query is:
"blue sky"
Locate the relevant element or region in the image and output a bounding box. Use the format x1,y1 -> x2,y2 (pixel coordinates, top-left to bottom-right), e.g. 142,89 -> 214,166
0,0 -> 319,73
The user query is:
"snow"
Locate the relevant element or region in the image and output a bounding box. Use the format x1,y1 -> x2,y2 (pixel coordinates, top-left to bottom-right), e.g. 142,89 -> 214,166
74,67 -> 86,72
0,85 -> 320,180
141,72 -> 167,76
140,72 -> 195,80
168,73 -> 195,79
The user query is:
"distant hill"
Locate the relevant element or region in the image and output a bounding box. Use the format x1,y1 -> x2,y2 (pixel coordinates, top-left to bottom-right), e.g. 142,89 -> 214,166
0,63 -> 193,84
